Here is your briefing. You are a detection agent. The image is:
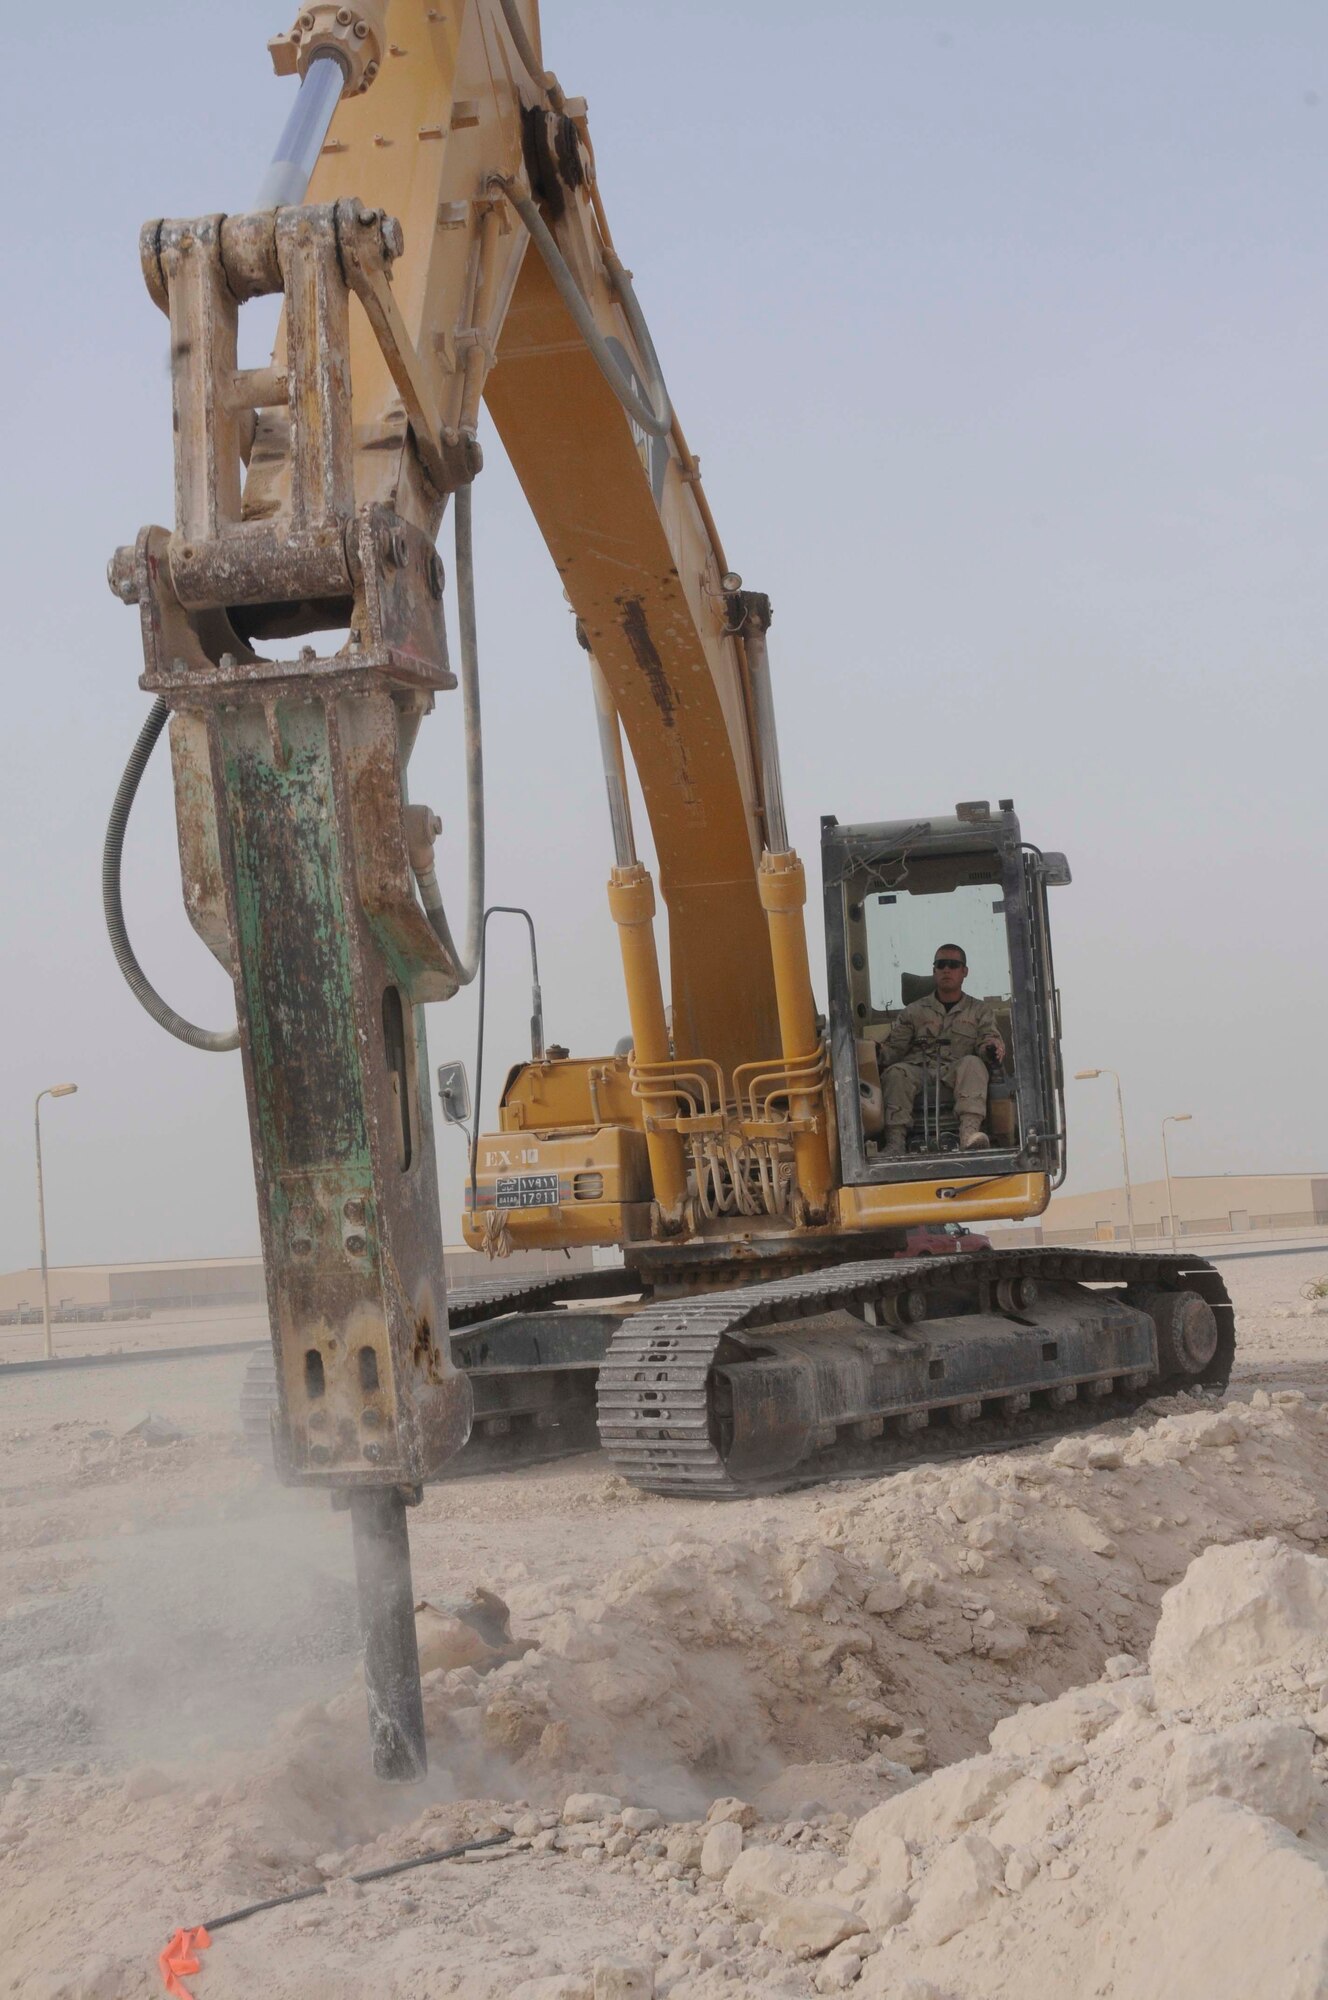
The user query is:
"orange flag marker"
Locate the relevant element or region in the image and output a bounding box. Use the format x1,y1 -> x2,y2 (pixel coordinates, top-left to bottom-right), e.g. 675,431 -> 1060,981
158,1926 -> 212,1999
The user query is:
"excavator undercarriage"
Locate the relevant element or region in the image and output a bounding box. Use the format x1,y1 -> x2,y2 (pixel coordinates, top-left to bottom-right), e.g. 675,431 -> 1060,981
245,1246 -> 1232,1496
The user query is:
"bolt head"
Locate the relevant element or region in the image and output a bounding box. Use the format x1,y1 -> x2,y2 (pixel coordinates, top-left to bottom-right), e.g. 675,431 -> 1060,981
380,215 -> 404,260
107,547 -> 140,604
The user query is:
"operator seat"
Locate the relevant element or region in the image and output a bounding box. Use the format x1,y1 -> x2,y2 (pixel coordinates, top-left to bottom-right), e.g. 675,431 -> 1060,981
876,972 -> 1016,1154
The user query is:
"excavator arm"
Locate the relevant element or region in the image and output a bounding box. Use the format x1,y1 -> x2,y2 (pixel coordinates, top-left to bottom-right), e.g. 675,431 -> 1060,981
229,0 -> 784,1070
110,0 -> 824,1777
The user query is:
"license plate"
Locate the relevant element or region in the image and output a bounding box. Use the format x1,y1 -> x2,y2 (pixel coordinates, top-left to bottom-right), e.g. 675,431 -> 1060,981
494,1172 -> 560,1210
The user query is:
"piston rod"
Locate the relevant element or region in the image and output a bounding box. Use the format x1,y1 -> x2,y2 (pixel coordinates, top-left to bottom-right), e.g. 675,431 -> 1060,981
348,1487 -> 427,1782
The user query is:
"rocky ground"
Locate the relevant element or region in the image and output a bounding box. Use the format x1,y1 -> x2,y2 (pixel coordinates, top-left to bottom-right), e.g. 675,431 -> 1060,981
2,1250 -> 1327,2000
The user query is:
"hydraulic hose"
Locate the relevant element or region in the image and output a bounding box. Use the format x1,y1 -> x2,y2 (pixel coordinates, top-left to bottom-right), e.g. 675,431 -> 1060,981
412,483 -> 485,984
495,179 -> 673,439
102,698 -> 240,1053
497,0 -> 544,90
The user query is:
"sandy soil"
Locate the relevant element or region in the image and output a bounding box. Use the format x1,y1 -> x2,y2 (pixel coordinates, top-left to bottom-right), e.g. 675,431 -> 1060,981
1,1251 -> 1325,1999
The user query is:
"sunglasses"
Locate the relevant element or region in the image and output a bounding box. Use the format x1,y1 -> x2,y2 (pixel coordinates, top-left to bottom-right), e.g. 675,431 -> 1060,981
933,959 -> 965,971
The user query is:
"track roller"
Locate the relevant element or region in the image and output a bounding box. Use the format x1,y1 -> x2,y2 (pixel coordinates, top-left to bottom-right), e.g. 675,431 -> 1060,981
1127,1287 -> 1220,1380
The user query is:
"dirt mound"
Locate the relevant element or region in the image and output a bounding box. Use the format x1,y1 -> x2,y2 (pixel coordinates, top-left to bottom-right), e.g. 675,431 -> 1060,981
9,1390 -> 1328,1996
431,1390 -> 1328,1801
714,1534 -> 1328,1999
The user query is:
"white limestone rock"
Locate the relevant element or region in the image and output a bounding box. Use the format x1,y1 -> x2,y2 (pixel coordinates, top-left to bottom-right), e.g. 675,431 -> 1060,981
989,1686 -> 1120,1759
722,1845 -> 841,1919
1096,1797 -> 1328,1999
665,1825 -> 706,1870
850,1755 -> 1021,1857
814,1945 -> 864,1992
908,1831 -> 1006,1948
789,1551 -> 840,1610
1150,1540 -> 1328,1703
1162,1720 -> 1316,1833
705,1795 -> 758,1829
563,1793 -> 622,1824
767,1896 -> 868,1960
700,1819 -> 744,1879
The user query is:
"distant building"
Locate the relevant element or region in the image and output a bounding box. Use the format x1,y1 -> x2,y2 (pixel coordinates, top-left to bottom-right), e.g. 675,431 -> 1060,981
0,1244 -> 598,1316
994,1171 -> 1328,1247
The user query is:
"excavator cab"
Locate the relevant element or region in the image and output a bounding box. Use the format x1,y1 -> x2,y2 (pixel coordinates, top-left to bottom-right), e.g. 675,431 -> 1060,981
824,801 -> 1070,1192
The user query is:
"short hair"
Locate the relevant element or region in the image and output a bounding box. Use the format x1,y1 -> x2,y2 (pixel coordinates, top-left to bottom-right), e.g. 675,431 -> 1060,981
936,943 -> 967,965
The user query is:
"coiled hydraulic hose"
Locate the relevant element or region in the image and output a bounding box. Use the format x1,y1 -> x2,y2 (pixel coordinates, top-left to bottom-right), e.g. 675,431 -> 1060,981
102,698 -> 240,1053
495,179 -> 672,440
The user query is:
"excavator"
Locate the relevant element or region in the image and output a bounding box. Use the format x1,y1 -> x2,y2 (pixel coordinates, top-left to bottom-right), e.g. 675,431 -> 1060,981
107,0 -> 1234,1779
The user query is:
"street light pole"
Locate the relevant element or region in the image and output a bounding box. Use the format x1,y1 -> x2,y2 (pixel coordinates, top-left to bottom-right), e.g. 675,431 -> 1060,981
1161,1113 -> 1193,1254
35,1083 -> 78,1361
1073,1068 -> 1137,1251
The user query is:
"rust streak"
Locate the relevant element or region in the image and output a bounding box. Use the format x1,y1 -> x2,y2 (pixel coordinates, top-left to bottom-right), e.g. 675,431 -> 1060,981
617,596 -> 676,728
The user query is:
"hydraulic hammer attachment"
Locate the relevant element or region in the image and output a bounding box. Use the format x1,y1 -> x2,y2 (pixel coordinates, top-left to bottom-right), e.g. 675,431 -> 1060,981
112,203 -> 474,1779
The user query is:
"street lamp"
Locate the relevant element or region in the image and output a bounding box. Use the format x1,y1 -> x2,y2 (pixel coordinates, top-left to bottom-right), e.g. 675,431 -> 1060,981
1161,1113 -> 1193,1254
35,1083 -> 78,1361
1074,1068 -> 1137,1251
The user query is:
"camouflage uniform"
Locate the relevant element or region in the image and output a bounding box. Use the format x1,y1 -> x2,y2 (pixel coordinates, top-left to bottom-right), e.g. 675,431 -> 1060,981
878,990 -> 1000,1133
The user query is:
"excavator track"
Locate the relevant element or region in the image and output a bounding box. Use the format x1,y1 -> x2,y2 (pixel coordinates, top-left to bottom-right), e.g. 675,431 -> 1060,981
243,1249 -> 1233,1495
596,1247 -> 1233,1496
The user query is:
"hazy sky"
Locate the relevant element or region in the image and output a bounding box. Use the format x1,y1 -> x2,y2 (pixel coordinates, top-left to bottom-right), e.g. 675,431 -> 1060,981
2,1 -> 1326,1274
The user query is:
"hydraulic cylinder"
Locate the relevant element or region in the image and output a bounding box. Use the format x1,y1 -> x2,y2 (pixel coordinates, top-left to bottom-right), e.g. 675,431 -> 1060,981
607,863 -> 688,1226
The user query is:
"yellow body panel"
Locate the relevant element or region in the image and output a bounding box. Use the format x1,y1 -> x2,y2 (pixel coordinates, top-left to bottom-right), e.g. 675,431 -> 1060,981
836,1174 -> 1052,1232
495,1054 -> 641,1134
461,1122 -> 652,1252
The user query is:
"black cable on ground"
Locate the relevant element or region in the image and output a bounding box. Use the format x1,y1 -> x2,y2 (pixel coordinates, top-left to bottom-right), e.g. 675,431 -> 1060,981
201,1832 -> 514,1935
102,696 -> 239,1053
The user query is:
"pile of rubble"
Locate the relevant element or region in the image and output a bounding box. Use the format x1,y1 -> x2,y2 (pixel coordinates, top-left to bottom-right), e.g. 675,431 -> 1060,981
489,1533 -> 1328,1999
9,1389 -> 1328,1997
